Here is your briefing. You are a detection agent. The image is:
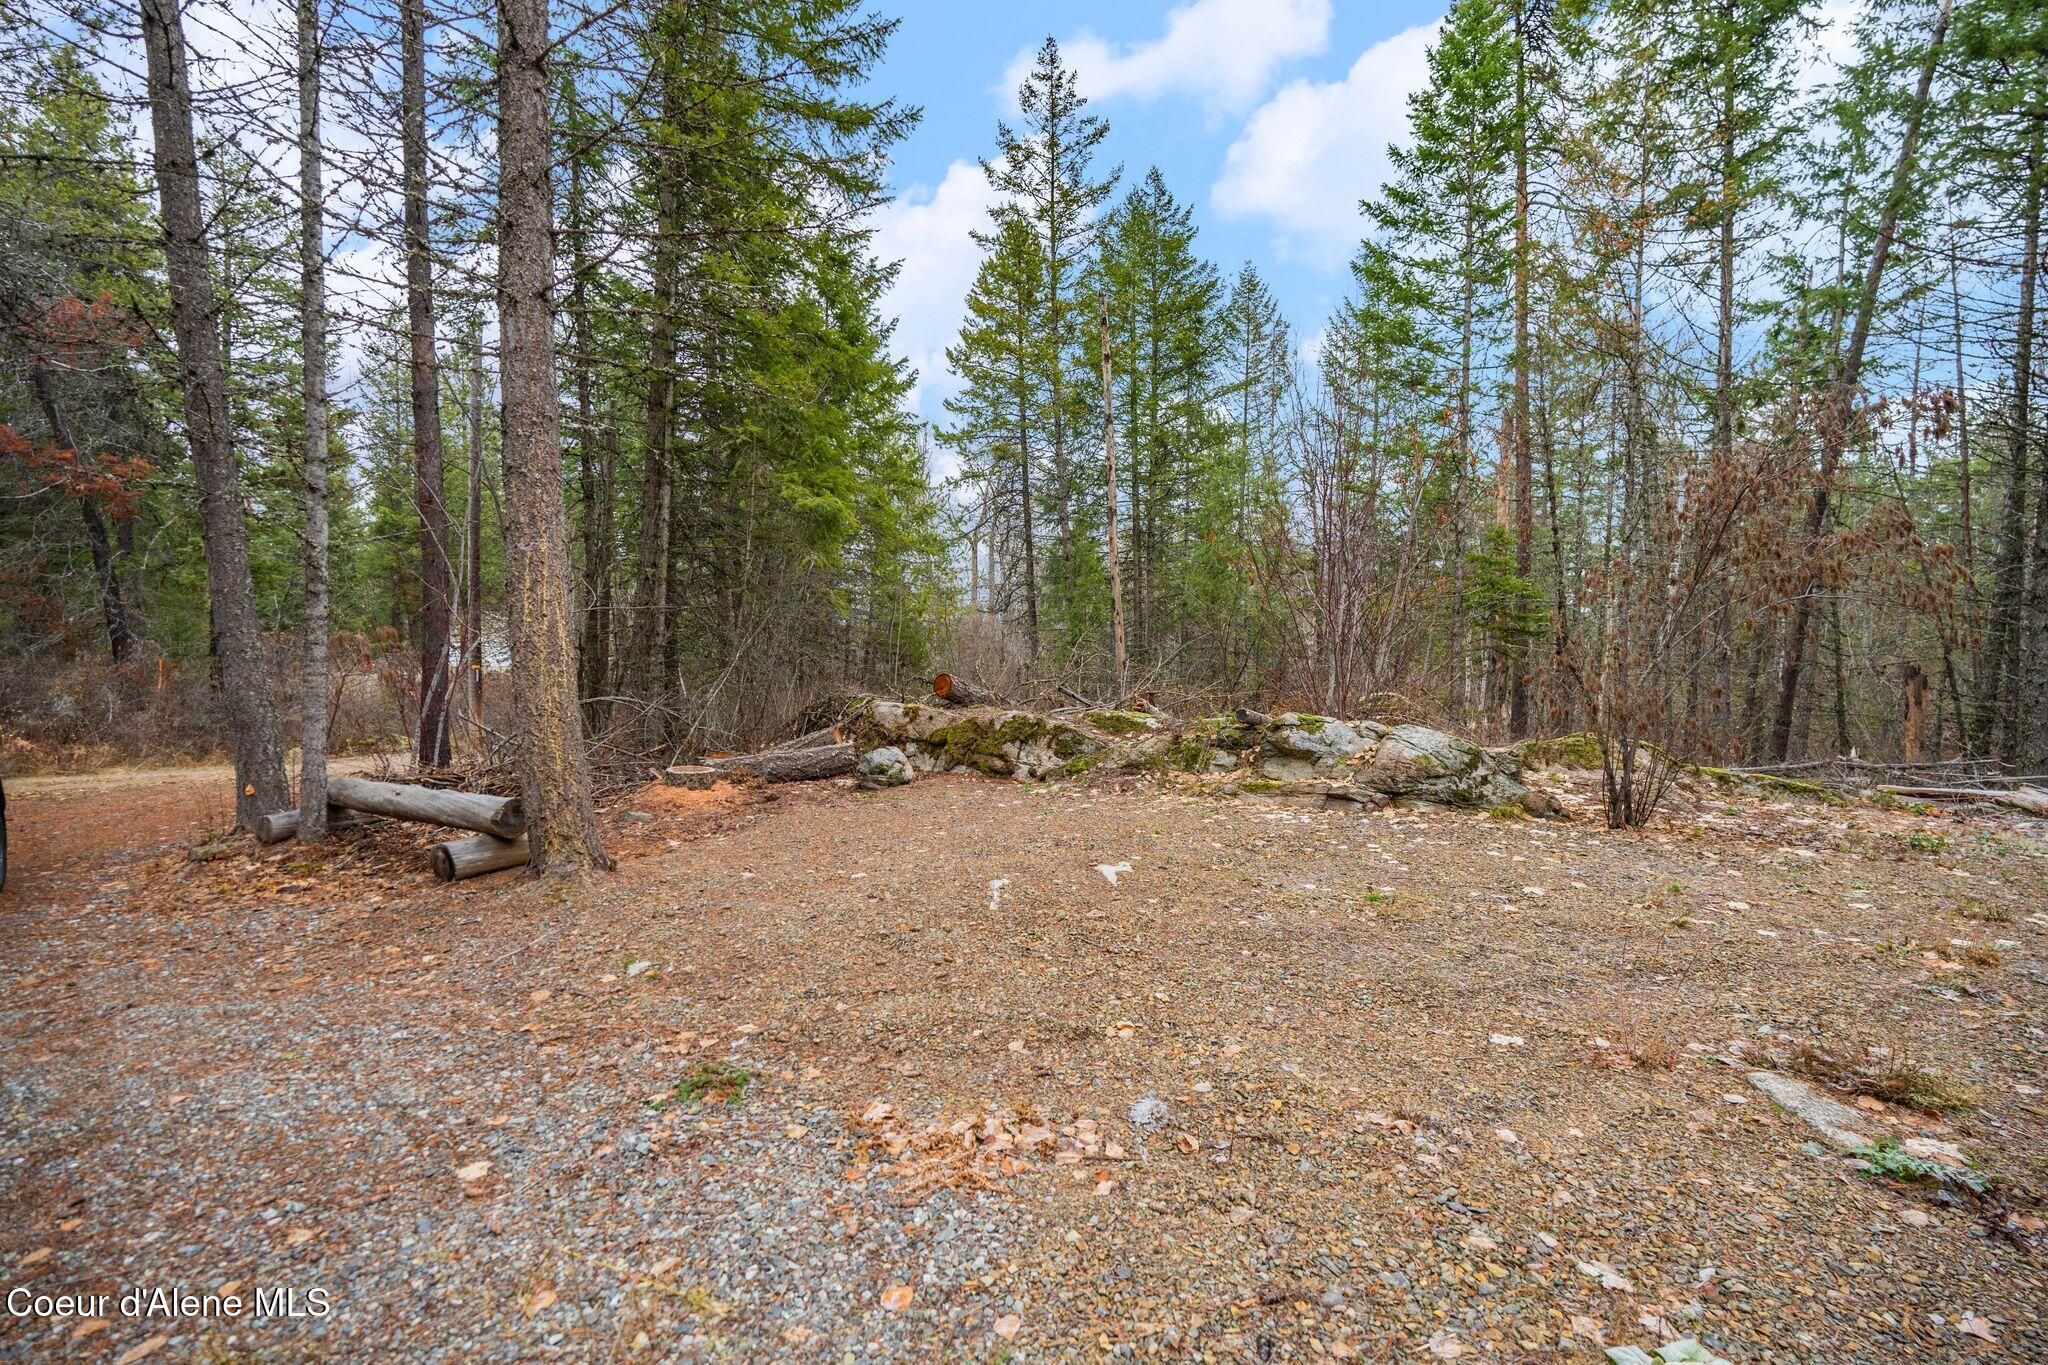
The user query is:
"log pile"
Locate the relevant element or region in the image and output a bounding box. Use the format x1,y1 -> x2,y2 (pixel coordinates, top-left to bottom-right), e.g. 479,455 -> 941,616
253,775 -> 532,881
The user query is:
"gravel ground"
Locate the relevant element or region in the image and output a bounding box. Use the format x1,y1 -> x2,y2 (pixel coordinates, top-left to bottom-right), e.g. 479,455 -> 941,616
2,764 -> 2045,1361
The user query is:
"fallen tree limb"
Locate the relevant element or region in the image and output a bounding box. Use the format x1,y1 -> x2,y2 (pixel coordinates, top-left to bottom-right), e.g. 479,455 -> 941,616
431,833 -> 531,881
326,775 -> 526,837
706,741 -> 856,783
253,807 -> 365,844
1875,785 -> 2048,817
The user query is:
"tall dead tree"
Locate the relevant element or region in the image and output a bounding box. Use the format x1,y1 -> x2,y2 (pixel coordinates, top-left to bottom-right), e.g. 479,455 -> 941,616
139,0 -> 287,828
403,0 -> 454,767
495,0 -> 611,874
295,0 -> 330,841
1769,0 -> 1953,760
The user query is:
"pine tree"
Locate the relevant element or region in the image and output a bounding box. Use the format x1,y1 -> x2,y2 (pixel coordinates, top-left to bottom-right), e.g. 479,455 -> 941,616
943,218 -> 1049,652
985,38 -> 1119,635
1367,0 -> 1517,718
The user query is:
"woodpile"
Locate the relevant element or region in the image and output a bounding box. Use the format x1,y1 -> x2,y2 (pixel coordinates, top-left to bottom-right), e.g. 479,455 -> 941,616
252,774 -> 531,880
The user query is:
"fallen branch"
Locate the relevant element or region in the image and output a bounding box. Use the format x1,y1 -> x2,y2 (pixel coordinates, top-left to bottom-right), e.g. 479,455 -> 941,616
1875,785 -> 2048,817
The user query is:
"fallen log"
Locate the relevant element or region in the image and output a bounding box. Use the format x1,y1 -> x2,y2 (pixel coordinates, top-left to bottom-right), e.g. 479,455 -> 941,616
326,775 -> 526,837
1876,784 -> 2048,817
765,725 -> 841,752
431,832 -> 530,881
933,673 -> 999,707
705,741 -> 856,783
253,807 -> 365,844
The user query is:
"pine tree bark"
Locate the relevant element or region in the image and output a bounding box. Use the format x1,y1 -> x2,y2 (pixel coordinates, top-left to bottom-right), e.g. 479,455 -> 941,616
139,0 -> 287,829
2015,128 -> 2048,762
1769,0 -> 1952,760
463,329 -> 485,724
403,0 -> 454,767
495,0 -> 610,875
295,0 -> 330,841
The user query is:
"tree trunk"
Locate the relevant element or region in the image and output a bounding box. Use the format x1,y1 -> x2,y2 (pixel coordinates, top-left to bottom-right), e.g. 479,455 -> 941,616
403,0 -> 454,768
296,0 -> 330,842
568,153 -> 611,716
28,361 -> 134,664
1508,0 -> 1535,740
326,775 -> 525,837
463,328 -> 485,726
496,0 -> 611,875
627,66 -> 682,702
2017,127 -> 2048,763
139,0 -> 287,829
1770,0 -> 1953,761
1101,301 -> 1127,698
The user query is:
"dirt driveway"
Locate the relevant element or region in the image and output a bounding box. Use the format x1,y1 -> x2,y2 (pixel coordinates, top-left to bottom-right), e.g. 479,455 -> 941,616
2,765 -> 2045,1360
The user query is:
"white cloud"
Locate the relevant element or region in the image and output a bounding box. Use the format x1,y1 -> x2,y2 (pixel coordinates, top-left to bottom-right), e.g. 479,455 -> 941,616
1003,0 -> 1331,117
870,159 -> 999,444
1211,20 -> 1438,270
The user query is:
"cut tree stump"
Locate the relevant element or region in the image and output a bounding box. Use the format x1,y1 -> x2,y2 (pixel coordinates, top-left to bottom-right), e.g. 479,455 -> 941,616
326,775 -> 526,837
253,807 -> 365,844
431,833 -> 530,881
662,764 -> 721,790
932,673 -> 998,707
705,742 -> 856,783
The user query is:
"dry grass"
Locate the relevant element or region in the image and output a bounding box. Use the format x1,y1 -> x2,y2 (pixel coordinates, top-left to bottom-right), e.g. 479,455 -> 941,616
1587,1007 -> 1684,1072
1783,1037 -> 1979,1115
1958,942 -> 2003,969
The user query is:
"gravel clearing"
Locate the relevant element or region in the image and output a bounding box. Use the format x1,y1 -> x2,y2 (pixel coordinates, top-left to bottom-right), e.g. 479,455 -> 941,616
2,765 -> 2046,1359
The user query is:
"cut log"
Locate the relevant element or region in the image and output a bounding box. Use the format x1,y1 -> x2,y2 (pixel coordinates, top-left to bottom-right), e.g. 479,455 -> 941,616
705,741 -> 856,783
932,673 -> 999,707
326,775 -> 526,837
1876,785 -> 2048,817
431,832 -> 530,881
766,725 -> 841,752
254,806 -> 364,844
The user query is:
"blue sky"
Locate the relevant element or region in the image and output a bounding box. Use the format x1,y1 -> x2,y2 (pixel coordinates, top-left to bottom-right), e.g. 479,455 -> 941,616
864,0 -> 1449,432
